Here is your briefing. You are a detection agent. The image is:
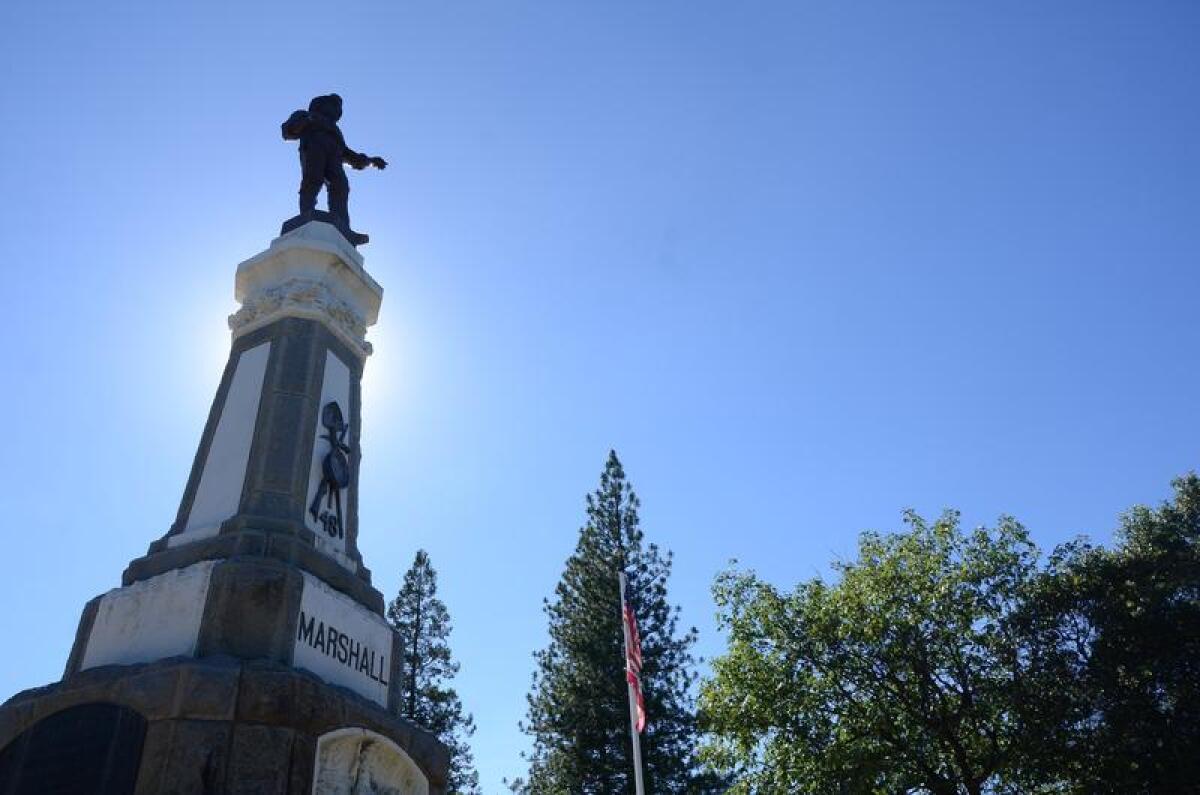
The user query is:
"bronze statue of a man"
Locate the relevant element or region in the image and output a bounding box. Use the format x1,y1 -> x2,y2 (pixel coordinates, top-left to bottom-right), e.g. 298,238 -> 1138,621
282,94 -> 386,246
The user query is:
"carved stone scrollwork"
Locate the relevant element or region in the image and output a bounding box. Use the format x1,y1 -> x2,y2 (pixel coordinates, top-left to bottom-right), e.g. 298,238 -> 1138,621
229,277 -> 373,357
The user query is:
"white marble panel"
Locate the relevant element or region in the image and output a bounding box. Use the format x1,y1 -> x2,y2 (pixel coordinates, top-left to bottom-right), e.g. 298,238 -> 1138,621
175,341 -> 271,544
293,573 -> 392,707
81,561 -> 216,670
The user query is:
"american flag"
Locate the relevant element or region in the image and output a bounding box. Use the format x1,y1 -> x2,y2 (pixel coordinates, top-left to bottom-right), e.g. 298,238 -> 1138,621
622,598 -> 646,733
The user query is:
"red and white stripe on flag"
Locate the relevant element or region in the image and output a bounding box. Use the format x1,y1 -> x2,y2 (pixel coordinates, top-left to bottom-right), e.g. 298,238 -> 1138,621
623,601 -> 646,733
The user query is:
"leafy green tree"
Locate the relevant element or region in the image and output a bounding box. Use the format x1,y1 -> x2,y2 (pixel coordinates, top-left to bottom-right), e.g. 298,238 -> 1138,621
387,549 -> 481,795
699,477 -> 1200,794
512,451 -> 717,793
700,511 -> 1057,795
1023,474 -> 1200,793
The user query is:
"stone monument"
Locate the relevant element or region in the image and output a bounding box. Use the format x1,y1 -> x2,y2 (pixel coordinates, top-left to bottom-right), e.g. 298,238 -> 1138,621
0,114 -> 449,792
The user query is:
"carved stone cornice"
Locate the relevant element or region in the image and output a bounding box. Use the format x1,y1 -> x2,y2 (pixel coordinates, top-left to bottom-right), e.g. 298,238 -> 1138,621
229,221 -> 383,359
229,277 -> 373,357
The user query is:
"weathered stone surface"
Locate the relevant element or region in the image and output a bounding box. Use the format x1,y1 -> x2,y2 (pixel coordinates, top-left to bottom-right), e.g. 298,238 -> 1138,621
237,668 -> 296,724
42,665 -> 121,709
157,719 -> 232,793
398,725 -> 449,790
177,661 -> 240,721
26,677 -> 117,727
0,655 -> 448,794
227,724 -> 295,793
253,396 -> 314,500
246,483 -> 304,519
273,321 -> 322,394
61,595 -> 100,680
132,719 -> 173,795
123,533 -> 239,587
292,672 -> 348,734
116,666 -> 184,721
233,529 -> 270,557
121,522 -> 384,613
288,733 -> 317,794
244,320 -> 323,520
197,559 -> 303,663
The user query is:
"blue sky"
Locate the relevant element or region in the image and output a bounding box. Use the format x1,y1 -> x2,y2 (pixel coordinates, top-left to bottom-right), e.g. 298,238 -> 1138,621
2,2 -> 1199,790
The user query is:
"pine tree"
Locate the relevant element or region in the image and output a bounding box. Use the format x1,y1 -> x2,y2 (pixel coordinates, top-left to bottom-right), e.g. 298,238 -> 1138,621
387,550 -> 481,795
513,451 -> 716,793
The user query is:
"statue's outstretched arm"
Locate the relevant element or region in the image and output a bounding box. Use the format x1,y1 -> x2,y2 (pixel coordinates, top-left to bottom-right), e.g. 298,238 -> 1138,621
343,148 -> 371,170
342,146 -> 387,171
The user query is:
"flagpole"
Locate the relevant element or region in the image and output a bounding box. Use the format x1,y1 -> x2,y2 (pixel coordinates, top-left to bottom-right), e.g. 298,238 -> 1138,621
619,571 -> 646,795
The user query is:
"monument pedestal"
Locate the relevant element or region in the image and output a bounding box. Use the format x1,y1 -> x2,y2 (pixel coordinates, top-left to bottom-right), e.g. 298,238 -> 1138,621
0,658 -> 442,794
0,222 -> 448,794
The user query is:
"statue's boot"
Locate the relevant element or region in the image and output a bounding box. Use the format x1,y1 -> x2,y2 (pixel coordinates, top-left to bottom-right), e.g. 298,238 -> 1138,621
327,199 -> 369,247
327,214 -> 369,246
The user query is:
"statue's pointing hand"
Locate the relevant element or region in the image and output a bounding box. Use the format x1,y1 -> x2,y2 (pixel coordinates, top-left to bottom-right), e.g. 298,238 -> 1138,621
370,157 -> 388,170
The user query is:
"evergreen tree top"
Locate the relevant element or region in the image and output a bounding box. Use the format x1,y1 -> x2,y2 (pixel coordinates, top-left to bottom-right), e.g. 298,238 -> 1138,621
513,451 -> 720,794
388,549 -> 481,795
